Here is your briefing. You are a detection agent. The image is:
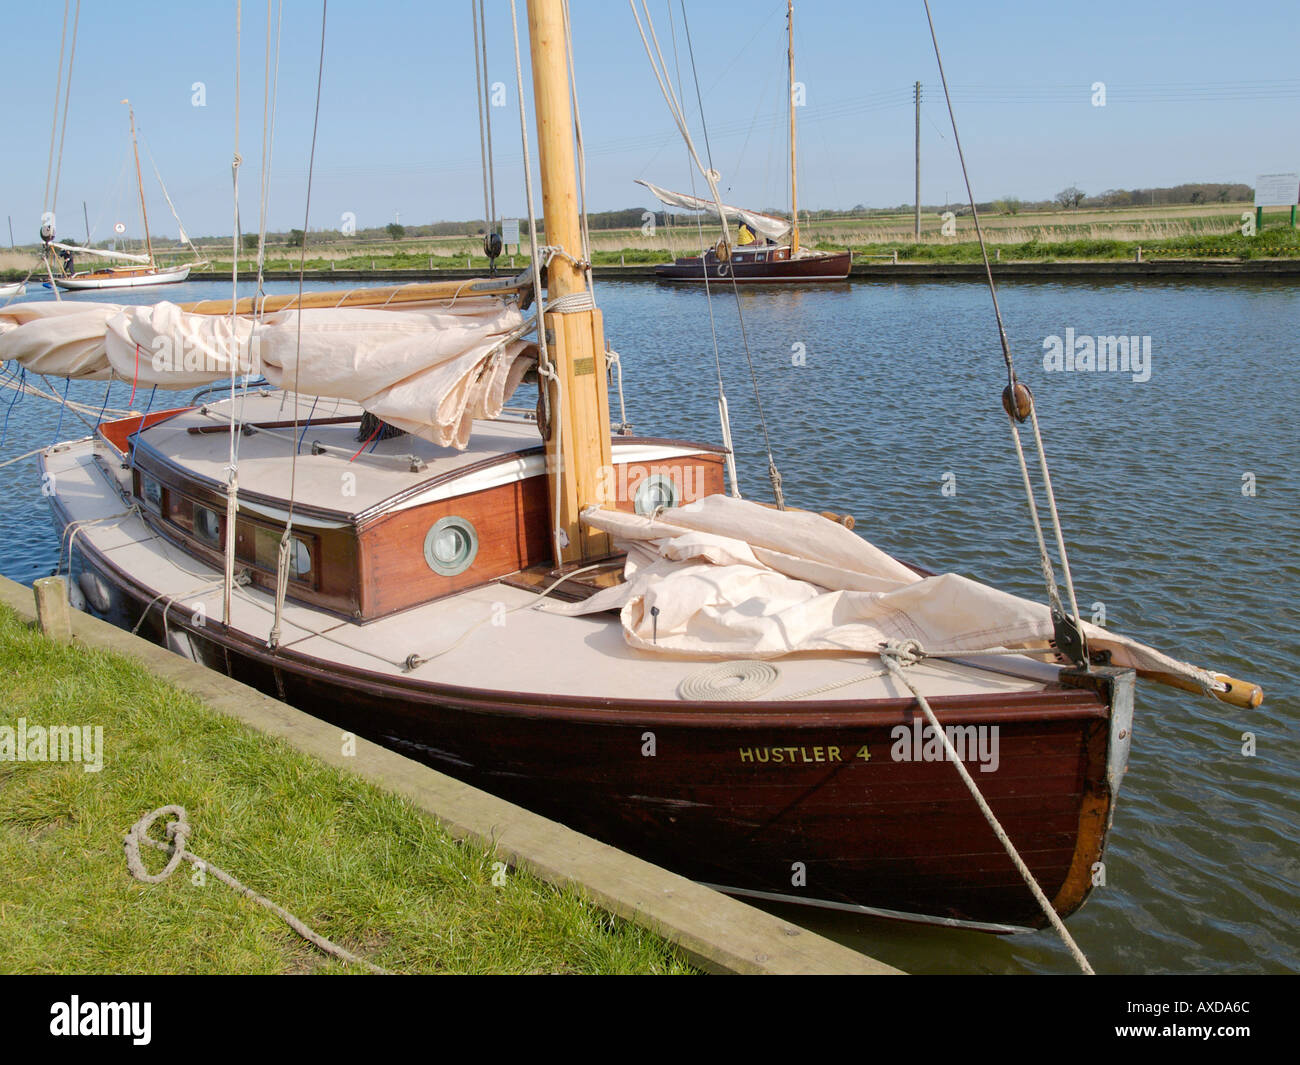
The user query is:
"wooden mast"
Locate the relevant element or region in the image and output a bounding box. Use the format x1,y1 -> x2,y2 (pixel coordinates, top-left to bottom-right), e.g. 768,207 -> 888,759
123,100 -> 155,268
787,0 -> 799,254
526,0 -> 613,565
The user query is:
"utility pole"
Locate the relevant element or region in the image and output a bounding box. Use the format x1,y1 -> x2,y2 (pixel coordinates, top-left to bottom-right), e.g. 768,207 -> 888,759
914,81 -> 922,240
7,215 -> 13,249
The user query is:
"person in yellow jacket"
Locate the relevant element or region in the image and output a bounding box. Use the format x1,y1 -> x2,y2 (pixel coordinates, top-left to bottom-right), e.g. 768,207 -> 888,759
736,222 -> 755,246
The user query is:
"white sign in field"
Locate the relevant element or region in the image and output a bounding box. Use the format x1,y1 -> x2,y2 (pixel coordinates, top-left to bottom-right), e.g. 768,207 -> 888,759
1254,173 -> 1299,207
500,218 -> 520,246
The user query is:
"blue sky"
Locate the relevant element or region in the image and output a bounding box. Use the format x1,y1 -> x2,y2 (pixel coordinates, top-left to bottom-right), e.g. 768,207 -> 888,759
4,0 -> 1298,243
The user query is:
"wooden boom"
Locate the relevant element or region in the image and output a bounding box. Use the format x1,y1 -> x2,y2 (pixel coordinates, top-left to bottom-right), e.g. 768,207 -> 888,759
177,272 -> 535,317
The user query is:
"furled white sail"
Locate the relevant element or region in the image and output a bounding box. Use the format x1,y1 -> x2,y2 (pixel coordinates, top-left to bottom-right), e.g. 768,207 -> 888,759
636,179 -> 791,242
559,495 -> 1223,692
0,297 -> 534,450
49,242 -> 152,264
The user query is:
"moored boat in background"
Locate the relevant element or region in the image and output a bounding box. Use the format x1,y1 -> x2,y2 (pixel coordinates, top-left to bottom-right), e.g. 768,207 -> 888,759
642,1 -> 851,284
48,101 -> 201,291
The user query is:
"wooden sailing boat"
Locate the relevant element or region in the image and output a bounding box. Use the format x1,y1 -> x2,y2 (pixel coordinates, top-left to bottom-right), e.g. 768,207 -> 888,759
647,1 -> 851,283
51,102 -> 195,291
3,0 -> 1263,939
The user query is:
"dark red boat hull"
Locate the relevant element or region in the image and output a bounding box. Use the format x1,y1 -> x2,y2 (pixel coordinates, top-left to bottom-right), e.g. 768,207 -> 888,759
63,513 -> 1126,933
656,248 -> 852,283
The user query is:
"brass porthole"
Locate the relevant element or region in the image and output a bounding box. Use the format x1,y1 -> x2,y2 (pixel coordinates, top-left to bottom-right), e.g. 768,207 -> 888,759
634,473 -> 679,516
424,516 -> 479,576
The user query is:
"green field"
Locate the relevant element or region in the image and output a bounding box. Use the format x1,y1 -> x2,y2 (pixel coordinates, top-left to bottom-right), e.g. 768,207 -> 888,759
4,202 -> 1297,279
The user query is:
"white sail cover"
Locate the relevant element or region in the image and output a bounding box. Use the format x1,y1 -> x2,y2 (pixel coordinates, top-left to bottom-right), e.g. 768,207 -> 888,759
637,179 -> 791,242
49,242 -> 153,264
557,495 -> 1221,690
0,297 -> 533,450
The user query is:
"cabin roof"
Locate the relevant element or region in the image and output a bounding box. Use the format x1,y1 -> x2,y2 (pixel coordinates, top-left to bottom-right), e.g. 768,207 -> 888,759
128,391 -> 721,525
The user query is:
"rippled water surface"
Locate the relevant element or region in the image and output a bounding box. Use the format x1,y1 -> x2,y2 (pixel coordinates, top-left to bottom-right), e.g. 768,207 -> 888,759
2,276 -> 1296,973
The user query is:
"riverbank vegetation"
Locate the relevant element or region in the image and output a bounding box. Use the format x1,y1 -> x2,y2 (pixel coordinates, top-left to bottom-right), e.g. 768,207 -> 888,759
0,604 -> 694,974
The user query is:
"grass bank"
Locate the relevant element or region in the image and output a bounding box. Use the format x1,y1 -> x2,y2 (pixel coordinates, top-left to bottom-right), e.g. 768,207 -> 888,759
180,221 -> 1300,276
0,603 -> 694,975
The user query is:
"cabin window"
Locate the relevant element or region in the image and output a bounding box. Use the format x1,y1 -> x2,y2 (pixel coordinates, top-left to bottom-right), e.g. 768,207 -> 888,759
140,474 -> 163,514
250,526 -> 313,580
194,505 -> 222,547
424,516 -> 478,576
167,494 -> 193,531
634,473 -> 679,516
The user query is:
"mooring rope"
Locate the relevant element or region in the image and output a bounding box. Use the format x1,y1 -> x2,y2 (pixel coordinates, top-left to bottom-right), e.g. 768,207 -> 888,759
124,805 -> 392,975
878,639 -> 1095,974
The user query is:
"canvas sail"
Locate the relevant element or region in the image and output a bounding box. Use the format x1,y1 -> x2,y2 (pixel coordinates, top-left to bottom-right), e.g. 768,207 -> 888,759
0,297 -> 533,450
49,242 -> 153,264
636,179 -> 792,242
558,495 -> 1223,691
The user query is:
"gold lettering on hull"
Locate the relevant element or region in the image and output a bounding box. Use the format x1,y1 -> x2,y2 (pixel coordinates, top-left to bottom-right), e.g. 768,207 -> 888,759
737,744 -> 863,765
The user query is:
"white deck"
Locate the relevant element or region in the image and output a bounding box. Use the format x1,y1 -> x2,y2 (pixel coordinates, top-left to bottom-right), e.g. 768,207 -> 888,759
44,434 -> 1056,705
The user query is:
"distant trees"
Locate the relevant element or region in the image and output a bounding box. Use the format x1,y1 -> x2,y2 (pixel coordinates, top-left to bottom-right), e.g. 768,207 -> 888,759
242,233 -> 259,252
995,196 -> 1021,215
386,222 -> 406,240
286,229 -> 305,248
1055,186 -> 1086,209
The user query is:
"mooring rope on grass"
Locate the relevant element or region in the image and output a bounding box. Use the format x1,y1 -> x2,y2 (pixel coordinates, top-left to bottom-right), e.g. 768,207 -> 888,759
123,805 -> 393,975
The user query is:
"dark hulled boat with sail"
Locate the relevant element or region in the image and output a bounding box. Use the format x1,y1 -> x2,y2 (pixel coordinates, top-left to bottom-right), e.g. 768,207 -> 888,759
0,0 -> 1263,945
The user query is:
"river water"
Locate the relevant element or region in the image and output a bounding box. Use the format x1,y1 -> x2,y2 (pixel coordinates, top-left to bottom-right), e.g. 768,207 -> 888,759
1,276 -> 1295,974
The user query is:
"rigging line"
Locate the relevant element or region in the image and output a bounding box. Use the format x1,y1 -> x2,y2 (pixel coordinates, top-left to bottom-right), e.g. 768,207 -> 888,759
0,368 -> 26,450
50,376 -> 72,445
478,0 -> 498,230
138,133 -> 203,261
95,377 -> 113,428
50,0 -> 81,220
561,0 -> 594,291
920,0 -> 1012,390
670,0 -> 737,496
921,0 -> 1085,652
288,0 -> 328,500
629,1 -> 731,247
678,0 -> 782,505
223,0 -> 244,628
473,0 -> 493,234
254,0 -> 286,311
43,0 -> 70,215
271,0 -> 327,650
237,0 -> 285,469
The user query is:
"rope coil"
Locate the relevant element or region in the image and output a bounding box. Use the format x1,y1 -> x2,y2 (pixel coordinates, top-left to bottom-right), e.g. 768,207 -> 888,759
678,660 -> 779,701
124,805 -> 392,975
